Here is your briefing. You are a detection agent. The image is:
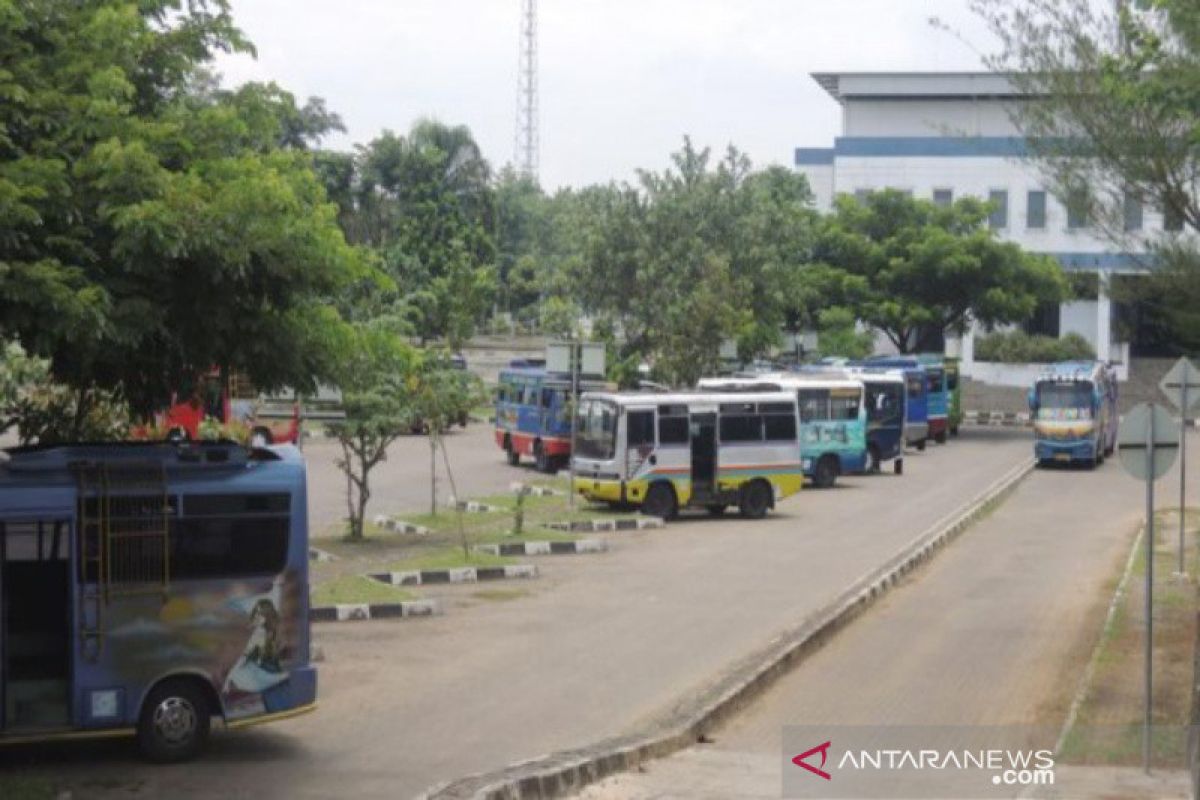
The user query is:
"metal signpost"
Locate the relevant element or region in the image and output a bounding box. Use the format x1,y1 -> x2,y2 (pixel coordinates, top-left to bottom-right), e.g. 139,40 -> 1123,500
548,340 -> 605,510
1159,357 -> 1200,575
1117,402 -> 1180,773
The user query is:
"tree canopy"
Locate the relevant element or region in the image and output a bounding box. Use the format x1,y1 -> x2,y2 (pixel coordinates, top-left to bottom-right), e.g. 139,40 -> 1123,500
0,0 -> 368,419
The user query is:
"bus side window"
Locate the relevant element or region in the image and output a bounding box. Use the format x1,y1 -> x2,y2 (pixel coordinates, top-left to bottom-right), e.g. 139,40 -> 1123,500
831,393 -> 860,421
763,413 -> 796,441
541,388 -> 555,409
658,415 -> 688,445
797,389 -> 828,423
627,410 -> 655,447
523,385 -> 538,406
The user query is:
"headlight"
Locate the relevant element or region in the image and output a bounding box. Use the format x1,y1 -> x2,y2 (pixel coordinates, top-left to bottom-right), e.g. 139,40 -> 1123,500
802,458 -> 812,469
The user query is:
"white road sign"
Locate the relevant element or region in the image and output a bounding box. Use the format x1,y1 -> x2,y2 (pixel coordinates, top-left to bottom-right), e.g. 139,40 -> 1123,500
1118,403 -> 1180,481
1159,357 -> 1200,413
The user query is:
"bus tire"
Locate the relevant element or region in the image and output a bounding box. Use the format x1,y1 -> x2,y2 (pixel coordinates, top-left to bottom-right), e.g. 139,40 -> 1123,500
738,480 -> 772,519
504,436 -> 520,466
916,439 -> 927,452
642,482 -> 677,520
137,678 -> 212,764
894,457 -> 904,476
813,455 -> 838,489
534,441 -> 556,474
866,445 -> 881,474
935,429 -> 947,445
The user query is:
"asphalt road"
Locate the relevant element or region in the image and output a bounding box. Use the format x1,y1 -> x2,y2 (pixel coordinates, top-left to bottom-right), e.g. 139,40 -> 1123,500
2,430 -> 1032,799
576,439 -> 1197,799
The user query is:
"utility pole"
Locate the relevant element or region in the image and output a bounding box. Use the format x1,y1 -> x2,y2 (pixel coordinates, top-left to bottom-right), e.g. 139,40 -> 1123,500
514,0 -> 539,180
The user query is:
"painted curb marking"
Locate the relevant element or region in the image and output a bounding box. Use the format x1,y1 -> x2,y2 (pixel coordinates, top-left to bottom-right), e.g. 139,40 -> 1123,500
309,599 -> 441,623
544,518 -> 664,533
369,564 -> 538,587
419,458 -> 1035,800
453,499 -> 507,513
308,547 -> 338,563
474,539 -> 608,557
509,482 -> 564,497
375,515 -> 431,536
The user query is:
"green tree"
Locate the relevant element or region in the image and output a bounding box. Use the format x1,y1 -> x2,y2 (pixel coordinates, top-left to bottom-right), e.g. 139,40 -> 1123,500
814,191 -> 1067,353
816,307 -> 875,360
328,325 -> 416,541
972,0 -> 1200,350
0,0 -> 368,426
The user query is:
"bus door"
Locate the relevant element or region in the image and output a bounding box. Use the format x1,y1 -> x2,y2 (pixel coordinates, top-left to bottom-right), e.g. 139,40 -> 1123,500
1,517 -> 72,731
690,412 -> 717,497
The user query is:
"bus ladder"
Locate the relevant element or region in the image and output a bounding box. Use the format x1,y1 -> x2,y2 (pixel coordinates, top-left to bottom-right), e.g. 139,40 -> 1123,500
73,463 -> 171,663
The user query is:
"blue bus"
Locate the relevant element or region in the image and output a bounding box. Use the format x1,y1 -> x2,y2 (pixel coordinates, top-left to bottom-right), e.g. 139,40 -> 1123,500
0,441 -> 316,761
847,368 -> 908,475
495,364 -> 609,473
857,358 -> 930,451
1029,361 -> 1119,468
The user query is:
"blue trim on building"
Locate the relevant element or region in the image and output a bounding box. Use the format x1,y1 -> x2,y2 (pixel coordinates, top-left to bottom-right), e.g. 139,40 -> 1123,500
1049,252 -> 1153,272
833,136 -> 1029,158
794,147 -> 835,165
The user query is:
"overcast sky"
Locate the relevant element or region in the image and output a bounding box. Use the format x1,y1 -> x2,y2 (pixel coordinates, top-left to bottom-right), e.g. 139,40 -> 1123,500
215,1 -> 999,190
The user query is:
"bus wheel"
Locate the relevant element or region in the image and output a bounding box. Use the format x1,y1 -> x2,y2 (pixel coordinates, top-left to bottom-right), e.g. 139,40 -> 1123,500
813,456 -> 838,489
935,430 -> 947,445
866,445 -> 881,474
504,436 -> 520,466
138,679 -> 211,763
534,442 -> 556,474
738,480 -> 772,519
916,439 -> 927,452
642,482 -> 677,520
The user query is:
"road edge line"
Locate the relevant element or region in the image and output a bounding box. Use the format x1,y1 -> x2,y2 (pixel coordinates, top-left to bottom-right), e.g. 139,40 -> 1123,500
420,457 -> 1035,800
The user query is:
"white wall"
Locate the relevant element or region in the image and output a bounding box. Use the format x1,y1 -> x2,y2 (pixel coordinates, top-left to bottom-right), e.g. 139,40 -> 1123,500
796,163 -> 834,212
844,99 -> 1022,137
1060,300 -> 1098,347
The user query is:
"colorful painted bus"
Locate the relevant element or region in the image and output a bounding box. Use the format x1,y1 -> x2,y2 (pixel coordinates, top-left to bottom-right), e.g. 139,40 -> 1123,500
571,390 -> 803,519
859,358 -> 930,450
844,367 -> 908,475
914,353 -> 953,443
699,373 -> 867,488
1028,361 -> 1119,468
158,370 -> 300,446
0,441 -> 316,762
494,364 -> 610,473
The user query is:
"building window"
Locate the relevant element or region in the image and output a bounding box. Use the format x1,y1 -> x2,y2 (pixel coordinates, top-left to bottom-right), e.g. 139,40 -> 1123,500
1066,187 -> 1091,229
1123,192 -> 1143,232
988,190 -> 1009,229
1027,190 -> 1046,229
933,188 -> 953,207
1164,202 -> 1184,232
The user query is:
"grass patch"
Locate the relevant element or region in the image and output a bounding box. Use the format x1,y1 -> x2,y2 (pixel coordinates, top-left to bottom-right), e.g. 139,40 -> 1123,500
310,575 -> 417,607
382,548 -> 517,572
1057,508 -> 1200,769
0,775 -> 56,800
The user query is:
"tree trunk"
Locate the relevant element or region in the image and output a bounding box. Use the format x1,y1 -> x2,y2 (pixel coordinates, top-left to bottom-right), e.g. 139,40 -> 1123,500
429,436 -> 438,517
437,429 -> 470,561
356,471 -> 370,543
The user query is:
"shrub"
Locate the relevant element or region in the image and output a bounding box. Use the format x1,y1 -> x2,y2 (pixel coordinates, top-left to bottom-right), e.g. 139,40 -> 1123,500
975,330 -> 1096,363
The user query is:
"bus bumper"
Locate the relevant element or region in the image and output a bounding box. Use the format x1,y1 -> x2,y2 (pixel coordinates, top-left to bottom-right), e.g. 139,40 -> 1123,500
1035,439 -> 1096,463
573,476 -> 624,503
928,417 -> 948,439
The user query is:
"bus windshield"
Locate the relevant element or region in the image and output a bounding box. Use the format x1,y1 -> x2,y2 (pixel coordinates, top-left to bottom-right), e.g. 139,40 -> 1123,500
575,399 -> 618,460
1036,382 -> 1093,419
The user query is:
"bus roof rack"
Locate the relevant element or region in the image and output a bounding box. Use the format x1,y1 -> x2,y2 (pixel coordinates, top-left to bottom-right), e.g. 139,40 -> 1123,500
2,440 -> 277,472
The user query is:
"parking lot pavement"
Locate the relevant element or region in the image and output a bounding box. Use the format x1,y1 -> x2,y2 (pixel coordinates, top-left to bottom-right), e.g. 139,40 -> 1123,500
576,438 -> 1197,799
6,430 -> 1039,799
304,421 -> 536,533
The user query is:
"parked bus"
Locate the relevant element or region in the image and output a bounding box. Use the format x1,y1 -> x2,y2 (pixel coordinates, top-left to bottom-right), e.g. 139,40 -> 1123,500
844,367 -> 908,475
914,353 -> 953,443
699,372 -> 867,488
859,358 -> 930,450
571,390 -> 804,519
0,441 -> 316,762
495,364 -> 609,473
159,370 -> 300,446
1028,361 -> 1119,468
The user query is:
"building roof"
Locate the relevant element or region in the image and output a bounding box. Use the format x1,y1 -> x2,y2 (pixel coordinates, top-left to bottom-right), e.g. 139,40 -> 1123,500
811,72 -> 1030,104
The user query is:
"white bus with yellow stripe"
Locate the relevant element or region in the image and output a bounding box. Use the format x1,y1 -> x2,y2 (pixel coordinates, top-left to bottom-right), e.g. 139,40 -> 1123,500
571,391 -> 804,519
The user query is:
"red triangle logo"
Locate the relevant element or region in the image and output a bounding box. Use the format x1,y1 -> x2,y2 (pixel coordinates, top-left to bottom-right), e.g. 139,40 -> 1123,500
792,740 -> 832,780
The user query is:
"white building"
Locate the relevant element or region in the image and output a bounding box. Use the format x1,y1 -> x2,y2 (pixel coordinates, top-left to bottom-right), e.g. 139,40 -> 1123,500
793,71 -> 1170,377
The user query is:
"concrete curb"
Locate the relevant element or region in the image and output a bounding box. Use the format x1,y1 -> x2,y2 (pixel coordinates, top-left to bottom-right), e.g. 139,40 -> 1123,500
374,515 -> 431,536
454,499 -> 507,513
544,517 -> 664,533
368,564 -> 538,586
308,547 -> 338,563
474,540 -> 608,557
310,599 -> 441,623
963,410 -> 1032,427
420,458 -> 1034,800
510,483 -> 565,497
